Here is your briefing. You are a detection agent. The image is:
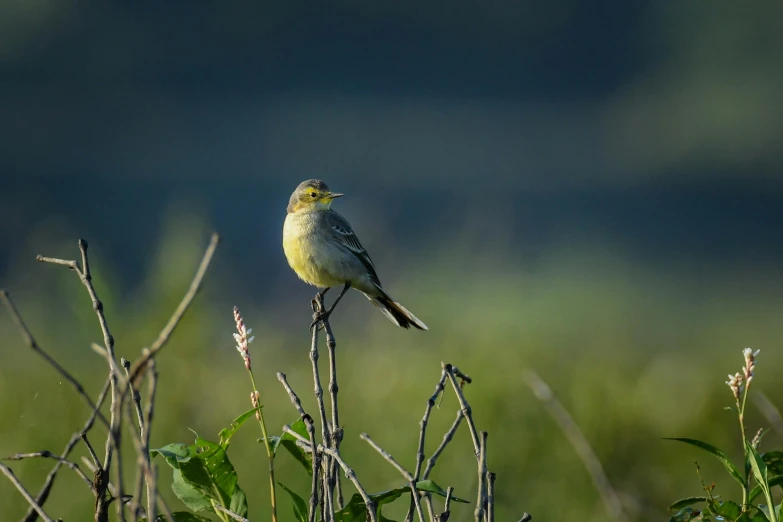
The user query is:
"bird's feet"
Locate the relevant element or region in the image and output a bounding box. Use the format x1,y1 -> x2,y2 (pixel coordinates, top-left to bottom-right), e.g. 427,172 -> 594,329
310,309 -> 331,331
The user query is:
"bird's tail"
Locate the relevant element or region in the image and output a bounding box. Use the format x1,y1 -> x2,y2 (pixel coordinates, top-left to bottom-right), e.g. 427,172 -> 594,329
363,292 -> 428,330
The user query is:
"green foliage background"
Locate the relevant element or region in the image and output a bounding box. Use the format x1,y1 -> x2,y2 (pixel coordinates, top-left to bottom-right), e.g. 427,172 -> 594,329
2,212 -> 782,522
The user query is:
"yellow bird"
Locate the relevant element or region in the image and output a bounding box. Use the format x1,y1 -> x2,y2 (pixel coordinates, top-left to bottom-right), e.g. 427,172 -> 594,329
282,179 -> 427,330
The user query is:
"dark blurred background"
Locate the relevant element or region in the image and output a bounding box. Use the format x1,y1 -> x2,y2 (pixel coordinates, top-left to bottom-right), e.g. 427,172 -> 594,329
2,1 -> 783,520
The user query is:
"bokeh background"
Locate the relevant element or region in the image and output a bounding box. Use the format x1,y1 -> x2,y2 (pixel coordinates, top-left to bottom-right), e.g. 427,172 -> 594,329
2,1 -> 783,520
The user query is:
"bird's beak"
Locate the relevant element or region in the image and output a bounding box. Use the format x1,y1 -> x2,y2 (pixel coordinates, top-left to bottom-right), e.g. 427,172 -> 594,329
327,192 -> 345,199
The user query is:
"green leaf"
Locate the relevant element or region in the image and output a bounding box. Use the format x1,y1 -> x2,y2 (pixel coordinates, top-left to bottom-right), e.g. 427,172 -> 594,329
279,482 -> 308,522
713,500 -> 742,520
414,480 -> 469,503
171,469 -> 213,512
140,513 -> 213,522
219,407 -> 261,449
747,440 -> 778,522
750,475 -> 783,502
180,437 -> 238,507
151,443 -> 191,469
230,484 -> 249,517
668,507 -> 703,522
763,451 -> 783,476
665,438 -> 746,487
669,497 -> 708,510
268,418 -> 313,475
334,482 -> 468,522
334,493 -> 369,522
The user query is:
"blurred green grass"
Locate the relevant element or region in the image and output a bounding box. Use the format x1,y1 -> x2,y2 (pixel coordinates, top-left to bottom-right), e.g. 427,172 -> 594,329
1,214 -> 782,522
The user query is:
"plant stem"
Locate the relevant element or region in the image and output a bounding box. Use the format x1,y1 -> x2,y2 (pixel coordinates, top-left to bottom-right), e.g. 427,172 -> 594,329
738,389 -> 749,510
212,499 -> 231,522
249,370 -> 278,522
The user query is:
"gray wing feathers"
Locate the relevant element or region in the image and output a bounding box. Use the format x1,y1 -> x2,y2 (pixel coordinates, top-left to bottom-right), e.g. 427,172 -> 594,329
324,211 -> 381,285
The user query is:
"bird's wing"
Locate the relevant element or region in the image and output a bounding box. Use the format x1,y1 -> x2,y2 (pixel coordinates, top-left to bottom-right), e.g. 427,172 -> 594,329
326,211 -> 381,286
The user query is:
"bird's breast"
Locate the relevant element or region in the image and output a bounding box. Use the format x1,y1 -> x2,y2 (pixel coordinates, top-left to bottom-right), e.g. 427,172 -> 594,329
283,212 -> 342,287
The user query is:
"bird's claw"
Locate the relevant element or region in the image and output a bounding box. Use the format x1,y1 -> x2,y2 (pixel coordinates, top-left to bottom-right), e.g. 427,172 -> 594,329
310,311 -> 330,331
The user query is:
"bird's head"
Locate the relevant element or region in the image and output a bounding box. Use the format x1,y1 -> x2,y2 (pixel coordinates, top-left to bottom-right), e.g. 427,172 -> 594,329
287,179 -> 344,213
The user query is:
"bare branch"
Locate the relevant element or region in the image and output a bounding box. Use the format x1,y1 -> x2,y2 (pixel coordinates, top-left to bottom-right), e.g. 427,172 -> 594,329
486,472 -> 496,522
474,432 -> 487,522
81,434 -> 102,471
443,363 -> 480,457
3,452 -> 92,489
214,505 -> 251,522
360,433 -> 425,522
144,355 -> 160,521
122,358 -> 145,437
80,458 -> 119,500
435,486 -> 454,522
409,369 -> 449,522
36,240 -> 125,522
0,290 -> 108,428
316,291 -> 344,509
20,376 -> 111,522
129,232 -> 220,383
302,415 -> 321,522
308,300 -> 332,512
277,372 -> 307,417
1,463 -> 57,522
283,426 -> 377,522
422,410 -> 462,479
523,369 -> 625,522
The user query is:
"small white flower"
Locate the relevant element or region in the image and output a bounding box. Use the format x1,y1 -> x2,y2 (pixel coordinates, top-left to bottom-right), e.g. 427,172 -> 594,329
743,347 -> 760,359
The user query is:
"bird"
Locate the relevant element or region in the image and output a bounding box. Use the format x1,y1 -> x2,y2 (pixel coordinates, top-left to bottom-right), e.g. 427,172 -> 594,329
282,179 -> 428,330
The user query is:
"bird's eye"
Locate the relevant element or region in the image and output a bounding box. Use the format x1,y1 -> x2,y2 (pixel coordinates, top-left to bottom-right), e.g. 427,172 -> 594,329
310,192 -> 317,198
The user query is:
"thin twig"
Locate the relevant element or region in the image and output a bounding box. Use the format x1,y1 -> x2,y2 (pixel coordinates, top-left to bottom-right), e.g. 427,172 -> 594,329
81,434 -> 102,471
128,232 -> 220,384
122,358 -> 146,522
360,433 -> 425,522
486,472 -> 496,522
2,452 -> 92,489
753,391 -> 783,436
144,355 -> 159,521
422,410 -> 462,479
317,291 -> 344,509
308,299 -> 332,514
0,463 -> 57,522
122,358 -> 145,437
37,240 -> 125,522
283,426 -> 377,522
214,505 -> 251,522
79,458 -> 119,501
21,376 -> 111,522
443,363 -> 480,457
120,398 -> 174,522
523,369 -> 625,522
0,290 -> 108,428
303,415 -> 321,522
451,366 -> 472,384
475,432 -> 487,522
436,486 -> 454,522
277,372 -> 307,417
152,465 -> 175,522
322,463 -> 333,522
408,369 -> 449,522
421,410 -> 462,521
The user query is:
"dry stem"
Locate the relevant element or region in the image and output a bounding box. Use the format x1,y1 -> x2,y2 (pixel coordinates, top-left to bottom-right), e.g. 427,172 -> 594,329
0,463 -> 57,522
360,433 -> 425,522
283,426 -> 378,522
443,363 -> 480,457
